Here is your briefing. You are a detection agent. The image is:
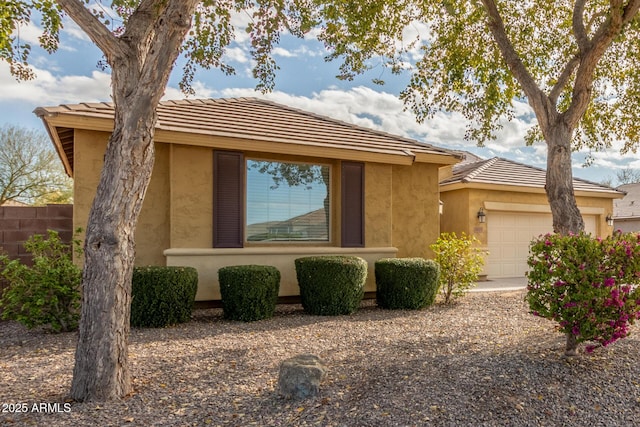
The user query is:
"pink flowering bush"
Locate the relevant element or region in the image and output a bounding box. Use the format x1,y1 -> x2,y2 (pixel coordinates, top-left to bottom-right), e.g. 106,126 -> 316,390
526,231 -> 640,355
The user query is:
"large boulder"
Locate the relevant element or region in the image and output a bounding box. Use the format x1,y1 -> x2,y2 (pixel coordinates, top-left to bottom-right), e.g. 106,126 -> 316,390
277,354 -> 327,400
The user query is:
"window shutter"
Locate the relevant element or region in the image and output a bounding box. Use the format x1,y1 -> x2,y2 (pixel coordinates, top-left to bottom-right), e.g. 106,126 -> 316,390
213,151 -> 244,248
341,161 -> 364,247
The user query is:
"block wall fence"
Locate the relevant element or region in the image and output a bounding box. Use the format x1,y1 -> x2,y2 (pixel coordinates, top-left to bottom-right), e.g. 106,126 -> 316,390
0,204 -> 73,265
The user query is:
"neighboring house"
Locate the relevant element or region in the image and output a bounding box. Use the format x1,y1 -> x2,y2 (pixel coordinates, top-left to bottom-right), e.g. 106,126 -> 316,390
613,183 -> 640,232
439,155 -> 623,279
36,97 -> 460,301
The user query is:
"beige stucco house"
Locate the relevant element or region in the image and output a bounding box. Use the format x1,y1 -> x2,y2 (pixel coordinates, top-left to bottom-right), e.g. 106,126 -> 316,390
439,154 -> 624,278
36,97 -> 460,301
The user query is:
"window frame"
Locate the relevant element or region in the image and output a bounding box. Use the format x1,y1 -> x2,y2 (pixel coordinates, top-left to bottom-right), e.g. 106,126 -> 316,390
244,157 -> 333,245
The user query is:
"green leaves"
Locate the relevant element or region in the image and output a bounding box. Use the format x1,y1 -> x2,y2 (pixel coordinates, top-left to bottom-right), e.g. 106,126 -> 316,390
430,232 -> 486,304
0,230 -> 82,333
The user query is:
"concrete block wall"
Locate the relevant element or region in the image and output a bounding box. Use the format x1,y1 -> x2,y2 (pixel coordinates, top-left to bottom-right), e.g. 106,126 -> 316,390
0,204 -> 73,266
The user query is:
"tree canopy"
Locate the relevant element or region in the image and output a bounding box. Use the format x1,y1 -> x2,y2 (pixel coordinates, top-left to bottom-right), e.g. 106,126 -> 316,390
318,0 -> 640,237
318,1 -> 640,154
0,125 -> 72,206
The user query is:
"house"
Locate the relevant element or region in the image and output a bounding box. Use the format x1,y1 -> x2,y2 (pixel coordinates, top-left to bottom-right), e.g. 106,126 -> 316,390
439,154 -> 623,278
613,183 -> 640,232
36,97 -> 460,301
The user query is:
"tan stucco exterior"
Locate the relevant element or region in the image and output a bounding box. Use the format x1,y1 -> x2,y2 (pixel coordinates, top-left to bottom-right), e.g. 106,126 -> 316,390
71,129 -> 445,300
440,186 -> 617,245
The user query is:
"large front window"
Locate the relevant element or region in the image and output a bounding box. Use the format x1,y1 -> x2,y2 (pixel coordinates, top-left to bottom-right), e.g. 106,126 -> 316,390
246,159 -> 330,242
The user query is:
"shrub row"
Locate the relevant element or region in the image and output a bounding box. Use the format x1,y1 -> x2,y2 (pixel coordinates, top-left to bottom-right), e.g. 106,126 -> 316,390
218,255 -> 441,321
1,234 -> 443,330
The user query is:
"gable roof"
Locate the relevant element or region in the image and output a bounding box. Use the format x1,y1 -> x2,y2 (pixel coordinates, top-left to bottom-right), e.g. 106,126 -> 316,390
34,97 -> 460,176
614,183 -> 640,219
440,157 -> 623,198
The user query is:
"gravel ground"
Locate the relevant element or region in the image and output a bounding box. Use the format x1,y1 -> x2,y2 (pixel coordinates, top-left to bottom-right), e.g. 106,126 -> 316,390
1,290 -> 639,427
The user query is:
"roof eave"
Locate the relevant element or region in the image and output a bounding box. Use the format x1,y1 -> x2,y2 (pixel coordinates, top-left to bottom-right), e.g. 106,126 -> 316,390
34,109 -> 74,177
440,181 -> 624,198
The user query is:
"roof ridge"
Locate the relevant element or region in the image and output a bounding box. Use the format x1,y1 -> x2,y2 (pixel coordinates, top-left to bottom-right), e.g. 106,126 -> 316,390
243,98 -> 459,158
462,157 -> 499,182
493,156 -> 618,191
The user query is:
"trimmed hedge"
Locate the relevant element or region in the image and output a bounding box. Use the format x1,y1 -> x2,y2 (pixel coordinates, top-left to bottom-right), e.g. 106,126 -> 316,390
375,258 -> 440,310
131,266 -> 198,328
218,265 -> 281,322
295,256 -> 367,315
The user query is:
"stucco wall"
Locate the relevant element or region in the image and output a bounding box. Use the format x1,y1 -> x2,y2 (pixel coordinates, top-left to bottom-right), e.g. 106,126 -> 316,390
391,163 -> 441,258
169,145 -> 213,248
72,131 -> 446,299
73,129 -> 170,266
365,162 -> 393,248
440,187 -> 616,245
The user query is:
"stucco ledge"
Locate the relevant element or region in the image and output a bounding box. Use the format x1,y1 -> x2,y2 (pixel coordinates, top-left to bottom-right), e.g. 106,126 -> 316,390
164,246 -> 399,301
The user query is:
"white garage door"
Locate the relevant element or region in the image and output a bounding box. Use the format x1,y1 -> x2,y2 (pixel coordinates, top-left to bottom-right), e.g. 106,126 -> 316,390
486,212 -> 596,278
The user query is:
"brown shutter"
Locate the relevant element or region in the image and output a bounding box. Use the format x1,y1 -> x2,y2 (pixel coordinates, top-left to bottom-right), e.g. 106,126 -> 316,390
341,161 -> 364,247
213,151 -> 244,248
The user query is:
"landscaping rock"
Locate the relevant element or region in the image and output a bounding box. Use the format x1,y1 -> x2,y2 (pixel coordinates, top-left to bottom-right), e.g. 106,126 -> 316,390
277,354 -> 327,400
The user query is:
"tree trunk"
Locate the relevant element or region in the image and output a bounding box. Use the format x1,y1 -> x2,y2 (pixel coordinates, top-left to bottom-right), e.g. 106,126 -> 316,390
70,102 -> 157,401
66,0 -> 199,402
544,121 -> 584,357
544,122 -> 584,236
565,333 -> 578,357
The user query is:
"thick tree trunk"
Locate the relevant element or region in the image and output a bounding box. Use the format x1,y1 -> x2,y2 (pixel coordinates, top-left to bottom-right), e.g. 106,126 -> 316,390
544,121 -> 584,357
545,123 -> 584,236
70,103 -> 156,401
64,0 -> 199,402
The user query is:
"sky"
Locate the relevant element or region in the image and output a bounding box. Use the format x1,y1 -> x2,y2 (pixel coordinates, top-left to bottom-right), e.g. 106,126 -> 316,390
0,9 -> 635,186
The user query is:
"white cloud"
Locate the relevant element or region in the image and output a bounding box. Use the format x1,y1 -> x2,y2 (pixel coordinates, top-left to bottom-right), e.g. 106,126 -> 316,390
61,17 -> 92,43
13,21 -> 43,46
0,62 -> 111,105
272,47 -> 295,58
224,47 -> 249,63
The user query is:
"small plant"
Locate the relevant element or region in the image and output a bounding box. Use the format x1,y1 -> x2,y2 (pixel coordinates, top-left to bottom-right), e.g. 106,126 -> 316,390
375,258 -> 440,309
430,232 -> 486,304
0,229 -> 82,333
526,231 -> 640,356
295,256 -> 367,315
131,266 -> 198,328
219,265 -> 280,321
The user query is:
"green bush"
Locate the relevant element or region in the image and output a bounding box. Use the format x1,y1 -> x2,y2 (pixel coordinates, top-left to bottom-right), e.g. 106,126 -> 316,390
295,256 -> 367,315
218,265 -> 281,322
0,230 -> 82,333
375,257 -> 440,310
430,232 -> 486,304
131,266 -> 198,328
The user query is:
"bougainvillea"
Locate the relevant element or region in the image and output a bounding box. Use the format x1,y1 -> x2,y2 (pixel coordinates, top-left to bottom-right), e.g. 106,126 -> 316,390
526,231 -> 640,355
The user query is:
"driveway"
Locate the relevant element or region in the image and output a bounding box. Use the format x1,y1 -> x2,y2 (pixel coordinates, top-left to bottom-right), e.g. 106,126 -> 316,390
471,276 -> 527,292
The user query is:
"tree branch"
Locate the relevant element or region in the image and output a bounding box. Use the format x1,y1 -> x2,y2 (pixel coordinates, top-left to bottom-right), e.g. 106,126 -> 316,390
134,1 -> 198,105
480,0 -> 555,134
573,0 -> 590,51
56,0 -> 124,62
549,54 -> 580,106
120,0 -> 163,61
564,0 -> 640,126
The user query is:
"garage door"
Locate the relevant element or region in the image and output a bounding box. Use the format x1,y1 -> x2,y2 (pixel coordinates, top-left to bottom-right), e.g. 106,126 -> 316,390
486,212 -> 596,278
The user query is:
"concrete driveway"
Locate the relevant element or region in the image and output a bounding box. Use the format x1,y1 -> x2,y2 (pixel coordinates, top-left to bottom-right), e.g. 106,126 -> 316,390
470,276 -> 528,292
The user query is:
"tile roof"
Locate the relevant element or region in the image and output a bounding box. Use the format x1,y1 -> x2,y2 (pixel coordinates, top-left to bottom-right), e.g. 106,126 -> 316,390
35,97 -> 460,176
440,157 -> 622,196
614,183 -> 640,218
